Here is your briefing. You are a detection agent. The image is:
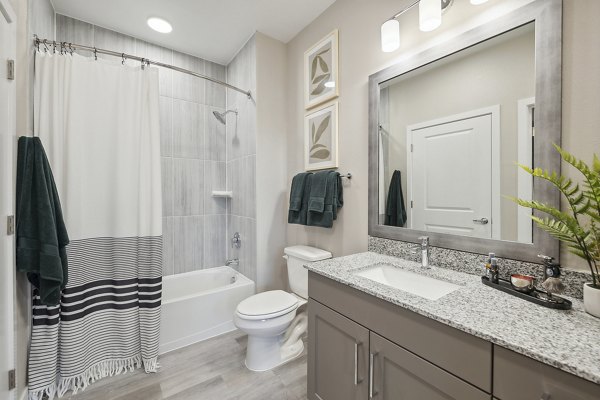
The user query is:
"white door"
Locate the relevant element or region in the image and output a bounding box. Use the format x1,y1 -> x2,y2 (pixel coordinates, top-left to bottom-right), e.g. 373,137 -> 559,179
408,111 -> 496,239
0,0 -> 16,399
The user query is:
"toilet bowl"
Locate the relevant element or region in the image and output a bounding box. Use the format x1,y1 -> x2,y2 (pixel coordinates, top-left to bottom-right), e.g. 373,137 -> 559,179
234,245 -> 332,371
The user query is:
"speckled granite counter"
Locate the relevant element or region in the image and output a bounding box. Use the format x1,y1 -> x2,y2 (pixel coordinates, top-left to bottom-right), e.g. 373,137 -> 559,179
306,252 -> 600,385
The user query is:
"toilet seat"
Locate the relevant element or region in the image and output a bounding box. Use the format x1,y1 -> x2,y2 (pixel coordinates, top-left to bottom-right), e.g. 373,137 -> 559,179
236,290 -> 299,321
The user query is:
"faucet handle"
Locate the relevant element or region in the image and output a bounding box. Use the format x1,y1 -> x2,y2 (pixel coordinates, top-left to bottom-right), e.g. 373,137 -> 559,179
537,254 -> 554,262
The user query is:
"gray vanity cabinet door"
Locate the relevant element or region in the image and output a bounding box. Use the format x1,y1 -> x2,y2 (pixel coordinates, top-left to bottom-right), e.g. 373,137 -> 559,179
370,332 -> 490,400
308,299 -> 369,400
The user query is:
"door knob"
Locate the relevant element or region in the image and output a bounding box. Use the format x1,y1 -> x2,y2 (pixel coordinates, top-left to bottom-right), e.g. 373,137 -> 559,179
472,218 -> 489,225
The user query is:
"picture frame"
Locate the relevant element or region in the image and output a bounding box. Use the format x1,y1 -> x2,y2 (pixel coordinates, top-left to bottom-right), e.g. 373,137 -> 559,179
305,102 -> 338,171
304,30 -> 339,109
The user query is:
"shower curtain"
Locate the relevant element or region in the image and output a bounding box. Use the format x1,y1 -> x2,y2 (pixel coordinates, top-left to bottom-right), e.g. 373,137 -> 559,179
29,51 -> 162,399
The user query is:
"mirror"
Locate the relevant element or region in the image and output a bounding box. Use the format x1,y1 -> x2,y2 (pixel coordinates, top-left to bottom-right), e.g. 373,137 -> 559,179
378,23 -> 535,243
368,0 -> 562,263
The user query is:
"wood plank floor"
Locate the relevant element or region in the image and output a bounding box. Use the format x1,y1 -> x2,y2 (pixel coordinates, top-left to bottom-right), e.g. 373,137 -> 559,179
67,330 -> 308,400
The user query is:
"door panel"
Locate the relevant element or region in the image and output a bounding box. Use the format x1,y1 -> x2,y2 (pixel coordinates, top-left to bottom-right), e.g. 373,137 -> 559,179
410,114 -> 493,239
308,299 -> 369,400
370,332 -> 490,400
0,1 -> 16,399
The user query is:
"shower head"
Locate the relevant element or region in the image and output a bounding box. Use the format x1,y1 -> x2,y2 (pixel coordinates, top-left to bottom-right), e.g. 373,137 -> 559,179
212,109 -> 238,125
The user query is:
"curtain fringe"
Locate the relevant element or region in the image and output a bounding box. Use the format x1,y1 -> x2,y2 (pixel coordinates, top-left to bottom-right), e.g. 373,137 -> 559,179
28,355 -> 159,400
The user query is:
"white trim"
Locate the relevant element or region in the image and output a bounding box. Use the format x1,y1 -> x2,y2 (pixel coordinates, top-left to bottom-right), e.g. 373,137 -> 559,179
517,97 -> 535,243
406,105 -> 501,239
0,0 -> 15,24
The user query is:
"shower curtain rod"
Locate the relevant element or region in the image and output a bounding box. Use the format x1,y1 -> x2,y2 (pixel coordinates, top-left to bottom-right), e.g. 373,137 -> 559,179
33,36 -> 252,99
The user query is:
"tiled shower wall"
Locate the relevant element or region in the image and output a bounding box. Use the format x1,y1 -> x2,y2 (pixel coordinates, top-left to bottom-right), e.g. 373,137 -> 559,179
226,36 -> 258,282
55,15 -> 229,276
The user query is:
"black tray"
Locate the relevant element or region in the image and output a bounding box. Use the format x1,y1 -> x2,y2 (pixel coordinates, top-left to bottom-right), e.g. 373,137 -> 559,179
481,276 -> 572,310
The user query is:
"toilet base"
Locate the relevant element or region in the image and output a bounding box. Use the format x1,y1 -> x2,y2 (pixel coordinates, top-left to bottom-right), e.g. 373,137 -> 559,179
244,312 -> 307,372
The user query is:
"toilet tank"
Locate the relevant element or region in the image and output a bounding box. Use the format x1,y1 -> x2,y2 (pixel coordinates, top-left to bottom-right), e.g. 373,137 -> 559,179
284,245 -> 332,299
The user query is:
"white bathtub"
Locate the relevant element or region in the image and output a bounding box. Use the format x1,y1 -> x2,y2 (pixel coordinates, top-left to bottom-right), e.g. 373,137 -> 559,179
159,266 -> 255,354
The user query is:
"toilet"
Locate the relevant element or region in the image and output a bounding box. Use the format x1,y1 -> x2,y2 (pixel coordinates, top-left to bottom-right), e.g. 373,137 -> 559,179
234,245 -> 332,371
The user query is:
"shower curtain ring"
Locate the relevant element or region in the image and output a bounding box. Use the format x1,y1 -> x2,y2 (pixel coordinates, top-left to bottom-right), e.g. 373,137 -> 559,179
122,53 -> 126,65
94,48 -> 98,61
69,43 -> 74,55
42,39 -> 50,52
141,58 -> 145,70
53,41 -> 56,54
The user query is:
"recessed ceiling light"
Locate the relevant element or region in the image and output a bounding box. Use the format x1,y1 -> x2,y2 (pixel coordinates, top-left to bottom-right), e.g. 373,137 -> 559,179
147,17 -> 172,34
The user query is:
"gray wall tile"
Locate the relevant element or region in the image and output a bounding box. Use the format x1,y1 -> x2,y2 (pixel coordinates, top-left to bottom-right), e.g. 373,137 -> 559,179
204,215 -> 227,268
228,216 -> 257,282
173,158 -> 204,216
159,96 -> 173,156
161,157 -> 174,217
173,99 -> 204,159
206,106 -> 226,161
205,161 -> 227,215
206,62 -> 226,108
227,155 -> 256,218
56,15 -> 94,55
162,217 -> 174,276
136,41 -> 173,97
174,216 -> 204,274
173,51 -> 205,103
93,26 -> 136,64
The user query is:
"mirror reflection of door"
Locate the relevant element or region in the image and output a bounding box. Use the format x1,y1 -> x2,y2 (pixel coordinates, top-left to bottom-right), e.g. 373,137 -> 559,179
407,108 -> 499,239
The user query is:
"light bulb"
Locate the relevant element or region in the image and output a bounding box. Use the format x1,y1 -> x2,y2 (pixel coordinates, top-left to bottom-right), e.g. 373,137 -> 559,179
381,19 -> 400,52
419,0 -> 442,32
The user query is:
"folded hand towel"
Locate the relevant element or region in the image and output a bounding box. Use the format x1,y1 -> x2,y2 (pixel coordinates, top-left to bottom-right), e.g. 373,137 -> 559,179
288,173 -> 313,225
16,136 -> 69,306
308,171 -> 342,228
308,171 -> 330,212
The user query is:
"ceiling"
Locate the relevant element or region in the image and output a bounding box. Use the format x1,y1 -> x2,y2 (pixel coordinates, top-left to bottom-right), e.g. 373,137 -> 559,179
51,0 -> 337,65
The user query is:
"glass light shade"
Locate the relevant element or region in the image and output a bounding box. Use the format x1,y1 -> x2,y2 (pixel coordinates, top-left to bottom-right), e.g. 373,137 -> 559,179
470,0 -> 489,4
381,19 -> 400,52
147,17 -> 172,33
419,0 -> 442,32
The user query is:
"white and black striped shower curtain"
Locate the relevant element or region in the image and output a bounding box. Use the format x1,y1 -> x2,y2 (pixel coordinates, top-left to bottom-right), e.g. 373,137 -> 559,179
29,51 -> 162,399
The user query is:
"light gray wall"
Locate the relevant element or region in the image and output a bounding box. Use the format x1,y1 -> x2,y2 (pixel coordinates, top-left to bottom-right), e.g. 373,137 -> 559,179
384,27 -> 535,241
226,35 -> 258,283
54,15 -> 229,276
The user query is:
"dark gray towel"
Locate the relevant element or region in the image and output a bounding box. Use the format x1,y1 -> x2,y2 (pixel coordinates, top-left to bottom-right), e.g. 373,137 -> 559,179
308,171 -> 330,212
288,173 -> 313,225
16,136 -> 69,306
384,170 -> 407,227
289,172 -> 311,212
308,171 -> 343,228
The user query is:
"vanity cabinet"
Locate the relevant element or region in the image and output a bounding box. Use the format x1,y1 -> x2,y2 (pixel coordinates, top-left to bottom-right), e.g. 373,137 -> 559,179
493,346 -> 600,400
307,299 -> 369,400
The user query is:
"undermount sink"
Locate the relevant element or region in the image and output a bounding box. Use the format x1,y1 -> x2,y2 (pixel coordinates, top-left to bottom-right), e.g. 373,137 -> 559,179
353,264 -> 461,301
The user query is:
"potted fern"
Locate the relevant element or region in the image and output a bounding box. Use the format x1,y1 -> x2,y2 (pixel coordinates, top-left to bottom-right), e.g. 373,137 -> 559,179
514,145 -> 600,318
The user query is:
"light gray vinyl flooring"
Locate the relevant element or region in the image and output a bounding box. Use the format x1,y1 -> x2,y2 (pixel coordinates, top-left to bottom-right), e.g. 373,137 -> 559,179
67,330 -> 308,400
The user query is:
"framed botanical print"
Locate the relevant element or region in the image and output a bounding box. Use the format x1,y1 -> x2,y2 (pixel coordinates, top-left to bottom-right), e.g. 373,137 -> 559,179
305,102 -> 338,171
304,30 -> 339,109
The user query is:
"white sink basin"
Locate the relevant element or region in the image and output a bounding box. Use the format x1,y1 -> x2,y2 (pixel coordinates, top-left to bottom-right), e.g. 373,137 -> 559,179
353,264 -> 461,301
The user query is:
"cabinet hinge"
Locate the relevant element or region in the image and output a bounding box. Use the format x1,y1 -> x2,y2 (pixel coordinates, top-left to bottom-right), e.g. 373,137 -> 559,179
7,215 -> 15,235
7,59 -> 14,80
8,369 -> 15,390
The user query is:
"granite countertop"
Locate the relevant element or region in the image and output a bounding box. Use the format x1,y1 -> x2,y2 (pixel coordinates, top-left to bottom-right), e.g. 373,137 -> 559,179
306,251 -> 600,385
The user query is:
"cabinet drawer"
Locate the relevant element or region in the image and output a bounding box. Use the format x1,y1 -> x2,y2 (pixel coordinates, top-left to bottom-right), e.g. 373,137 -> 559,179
494,346 -> 600,400
309,272 -> 492,392
371,332 -> 490,400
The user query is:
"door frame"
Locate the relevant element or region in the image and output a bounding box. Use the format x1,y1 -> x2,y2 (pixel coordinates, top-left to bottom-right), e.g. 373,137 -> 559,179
0,0 -> 17,399
517,97 -> 535,243
406,105 -> 501,239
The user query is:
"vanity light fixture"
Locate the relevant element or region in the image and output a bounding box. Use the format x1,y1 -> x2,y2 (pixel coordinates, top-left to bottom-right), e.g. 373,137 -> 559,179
147,17 -> 172,34
381,0 -> 464,52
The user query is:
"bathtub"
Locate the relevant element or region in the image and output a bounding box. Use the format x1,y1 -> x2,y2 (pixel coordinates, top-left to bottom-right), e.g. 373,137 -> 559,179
159,266 -> 255,354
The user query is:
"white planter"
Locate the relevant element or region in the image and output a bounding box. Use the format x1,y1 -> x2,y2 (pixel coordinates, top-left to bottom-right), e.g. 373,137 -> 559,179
583,283 -> 600,318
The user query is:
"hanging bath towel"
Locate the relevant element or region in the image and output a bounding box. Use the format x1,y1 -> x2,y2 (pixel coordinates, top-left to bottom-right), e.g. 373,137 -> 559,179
29,51 -> 162,399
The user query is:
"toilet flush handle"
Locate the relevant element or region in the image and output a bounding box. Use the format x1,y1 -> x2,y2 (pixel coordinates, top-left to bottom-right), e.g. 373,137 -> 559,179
283,255 -> 289,260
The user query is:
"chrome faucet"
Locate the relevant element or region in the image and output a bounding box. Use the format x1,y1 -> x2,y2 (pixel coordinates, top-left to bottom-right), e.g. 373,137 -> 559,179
225,258 -> 239,268
411,236 -> 430,269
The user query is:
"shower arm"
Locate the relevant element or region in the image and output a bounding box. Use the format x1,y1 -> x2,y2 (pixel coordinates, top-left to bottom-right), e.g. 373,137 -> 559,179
33,36 -> 253,100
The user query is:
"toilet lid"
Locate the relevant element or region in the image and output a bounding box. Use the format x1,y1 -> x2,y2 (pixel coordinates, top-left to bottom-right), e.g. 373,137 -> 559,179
237,290 -> 299,319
